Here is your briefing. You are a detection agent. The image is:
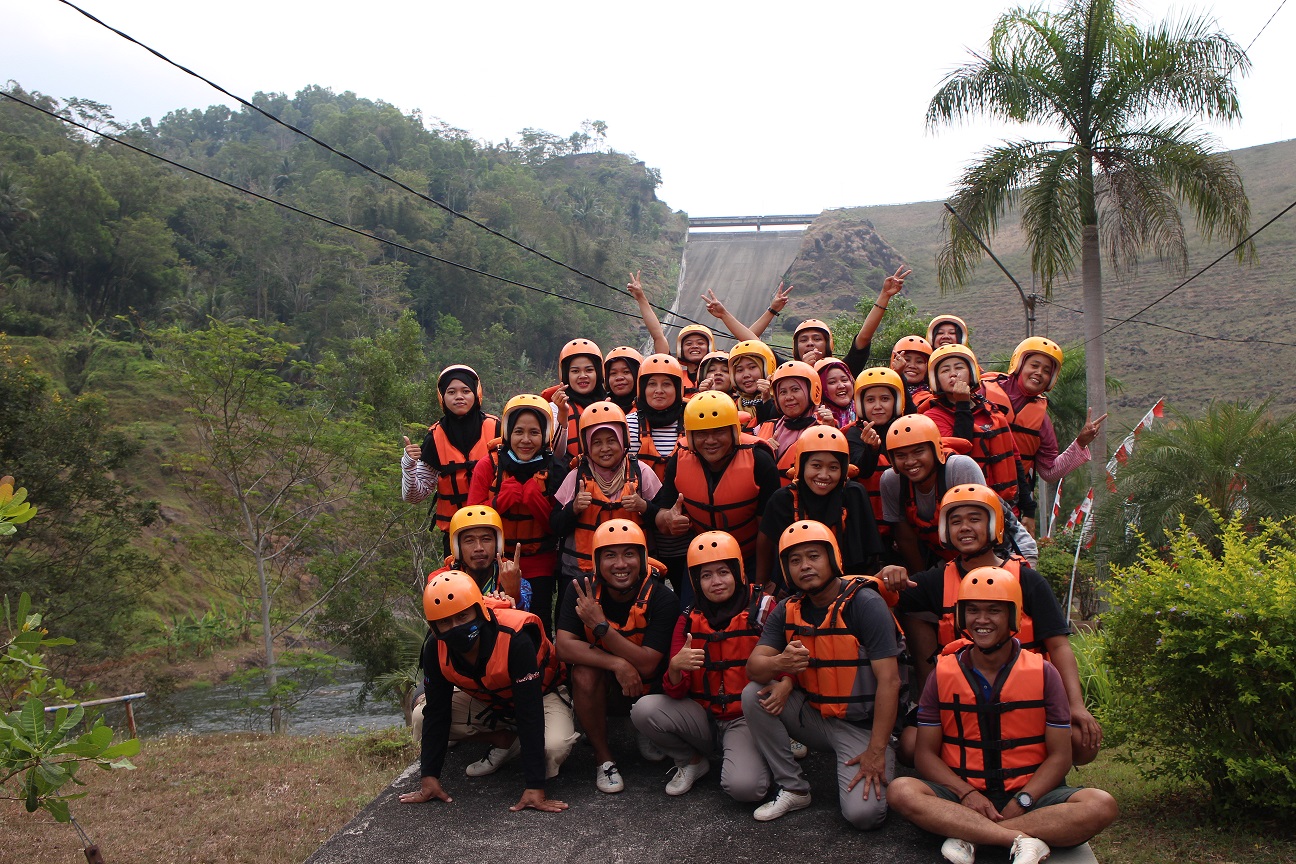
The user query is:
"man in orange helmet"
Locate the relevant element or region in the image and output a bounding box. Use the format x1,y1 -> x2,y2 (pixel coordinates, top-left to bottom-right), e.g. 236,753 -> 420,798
888,567 -> 1118,864
400,571 -> 575,813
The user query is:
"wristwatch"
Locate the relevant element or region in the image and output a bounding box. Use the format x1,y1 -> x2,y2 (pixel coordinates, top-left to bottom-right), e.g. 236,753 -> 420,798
1015,791 -> 1035,810
592,621 -> 610,642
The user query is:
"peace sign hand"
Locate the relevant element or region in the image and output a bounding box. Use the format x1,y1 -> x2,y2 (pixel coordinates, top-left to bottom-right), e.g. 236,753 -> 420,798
497,543 -> 524,604
572,576 -> 607,630
627,270 -> 645,301
1076,408 -> 1109,448
880,265 -> 911,300
702,289 -> 728,319
770,282 -> 794,312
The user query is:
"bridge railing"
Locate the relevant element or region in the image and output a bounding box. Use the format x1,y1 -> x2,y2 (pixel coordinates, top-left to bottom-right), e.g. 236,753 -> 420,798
687,214 -> 818,231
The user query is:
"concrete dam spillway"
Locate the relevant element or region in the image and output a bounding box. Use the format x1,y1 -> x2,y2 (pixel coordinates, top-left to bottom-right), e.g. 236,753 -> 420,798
662,224 -> 811,351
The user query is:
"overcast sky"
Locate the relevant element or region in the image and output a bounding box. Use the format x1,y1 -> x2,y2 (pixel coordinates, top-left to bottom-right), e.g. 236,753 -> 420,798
3,0 -> 1291,216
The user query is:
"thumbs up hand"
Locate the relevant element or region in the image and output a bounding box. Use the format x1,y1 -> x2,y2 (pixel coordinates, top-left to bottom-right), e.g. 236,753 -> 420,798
669,633 -> 707,674
573,488 -> 593,514
656,493 -> 691,536
402,436 -> 422,461
780,639 -> 811,675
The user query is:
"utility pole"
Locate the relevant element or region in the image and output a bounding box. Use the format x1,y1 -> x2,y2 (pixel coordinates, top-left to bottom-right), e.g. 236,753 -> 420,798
943,202 -> 1037,338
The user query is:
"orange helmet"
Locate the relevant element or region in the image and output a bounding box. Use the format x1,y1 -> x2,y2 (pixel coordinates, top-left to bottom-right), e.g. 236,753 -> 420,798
729,340 -> 777,379
559,338 -> 603,385
699,351 -> 731,381
1008,337 -> 1064,392
928,344 -> 981,392
956,566 -> 1023,634
792,426 -> 855,482
769,360 -> 822,408
687,530 -> 746,585
778,519 -> 843,577
852,366 -> 905,422
423,570 -> 486,622
604,345 -> 644,375
683,391 -> 741,448
793,318 -> 834,359
577,401 -> 629,452
885,413 -> 946,463
675,324 -> 715,358
638,353 -> 686,396
892,334 -> 933,358
926,314 -> 969,347
437,364 -> 483,411
502,394 -> 555,445
592,518 -> 649,577
448,506 -> 504,563
938,484 -> 1004,546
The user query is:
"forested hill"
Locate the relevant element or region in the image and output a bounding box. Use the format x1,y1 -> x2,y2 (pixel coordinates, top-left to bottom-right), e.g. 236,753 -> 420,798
0,83 -> 684,392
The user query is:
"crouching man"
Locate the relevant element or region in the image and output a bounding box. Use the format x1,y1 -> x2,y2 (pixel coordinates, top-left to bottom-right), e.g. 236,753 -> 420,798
743,520 -> 905,829
888,566 -> 1117,864
400,570 -> 575,813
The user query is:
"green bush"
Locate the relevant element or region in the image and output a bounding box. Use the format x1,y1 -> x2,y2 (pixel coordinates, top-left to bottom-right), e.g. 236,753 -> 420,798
1101,506 -> 1296,815
1035,531 -> 1099,619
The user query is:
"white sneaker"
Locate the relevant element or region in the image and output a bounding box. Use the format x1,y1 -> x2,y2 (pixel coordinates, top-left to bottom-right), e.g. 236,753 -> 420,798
637,734 -> 667,762
941,837 -> 976,864
789,738 -> 809,760
1009,835 -> 1050,864
464,738 -> 520,777
664,758 -> 710,796
596,760 -> 625,794
753,788 -> 812,821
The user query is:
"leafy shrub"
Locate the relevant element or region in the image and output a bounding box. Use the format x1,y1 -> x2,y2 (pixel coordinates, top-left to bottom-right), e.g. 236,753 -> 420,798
1035,531 -> 1099,619
1101,506 -> 1296,815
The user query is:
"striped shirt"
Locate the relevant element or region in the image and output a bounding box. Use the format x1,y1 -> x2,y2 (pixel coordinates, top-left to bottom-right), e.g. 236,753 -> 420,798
626,411 -> 688,558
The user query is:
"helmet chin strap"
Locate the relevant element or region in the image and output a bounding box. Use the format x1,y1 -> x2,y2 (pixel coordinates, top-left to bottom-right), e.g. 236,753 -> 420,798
959,543 -> 995,562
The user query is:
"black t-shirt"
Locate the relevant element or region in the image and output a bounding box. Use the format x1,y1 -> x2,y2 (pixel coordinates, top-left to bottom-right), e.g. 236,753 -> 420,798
759,481 -> 883,574
420,623 -> 547,789
557,576 -> 680,668
895,559 -> 1071,641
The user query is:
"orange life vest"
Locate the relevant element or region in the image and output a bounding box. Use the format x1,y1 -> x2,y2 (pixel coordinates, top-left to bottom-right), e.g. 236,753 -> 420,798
926,399 -> 1021,508
582,577 -> 659,667
634,414 -> 682,482
429,415 -> 501,530
570,460 -> 645,572
861,452 -> 892,544
683,586 -> 773,720
937,557 -> 1046,654
783,577 -> 900,721
755,419 -> 809,487
910,386 -> 936,413
898,468 -> 956,563
486,443 -> 552,555
936,644 -> 1049,795
436,608 -> 562,709
981,374 -> 1050,482
674,443 -> 762,555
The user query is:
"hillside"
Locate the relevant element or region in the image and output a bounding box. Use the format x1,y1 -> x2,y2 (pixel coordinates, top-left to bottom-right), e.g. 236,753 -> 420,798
830,138 -> 1296,429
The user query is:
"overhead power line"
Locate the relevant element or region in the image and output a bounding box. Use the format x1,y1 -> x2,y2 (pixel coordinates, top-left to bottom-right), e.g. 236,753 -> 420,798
0,91 -> 648,324
1244,0 -> 1289,55
1038,297 -> 1296,348
52,0 -> 734,338
1084,196 -> 1296,346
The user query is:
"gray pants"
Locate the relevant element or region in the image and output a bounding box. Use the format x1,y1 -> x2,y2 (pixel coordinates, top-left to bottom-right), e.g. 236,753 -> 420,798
630,694 -> 770,802
740,681 -> 894,829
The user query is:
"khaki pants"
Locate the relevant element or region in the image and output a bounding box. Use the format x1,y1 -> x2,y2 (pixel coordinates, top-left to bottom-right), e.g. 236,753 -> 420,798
630,693 -> 770,802
412,686 -> 578,780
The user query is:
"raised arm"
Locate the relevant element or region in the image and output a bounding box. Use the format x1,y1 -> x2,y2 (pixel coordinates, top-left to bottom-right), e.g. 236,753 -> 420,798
701,289 -> 758,341
748,282 -> 793,338
628,271 -> 671,355
854,266 -> 910,350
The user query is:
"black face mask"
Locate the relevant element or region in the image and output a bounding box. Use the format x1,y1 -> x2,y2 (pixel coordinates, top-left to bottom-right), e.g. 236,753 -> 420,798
441,620 -> 482,653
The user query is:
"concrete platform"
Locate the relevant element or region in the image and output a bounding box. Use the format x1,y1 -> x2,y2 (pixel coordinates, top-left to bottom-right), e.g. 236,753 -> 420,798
306,720 -> 1097,864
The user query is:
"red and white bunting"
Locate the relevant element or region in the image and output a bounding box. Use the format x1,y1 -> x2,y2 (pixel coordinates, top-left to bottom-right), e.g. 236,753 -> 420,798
1105,397 -> 1165,490
1046,477 -> 1064,538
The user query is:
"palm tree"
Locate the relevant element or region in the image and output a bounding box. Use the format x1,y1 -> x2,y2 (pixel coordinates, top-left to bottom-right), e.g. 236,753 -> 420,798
1095,401 -> 1296,563
927,0 -> 1252,486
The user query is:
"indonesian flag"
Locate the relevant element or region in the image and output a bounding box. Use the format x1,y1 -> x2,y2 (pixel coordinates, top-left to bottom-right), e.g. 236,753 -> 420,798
1064,488 -> 1094,532
1105,398 -> 1165,486
1046,478 -> 1064,538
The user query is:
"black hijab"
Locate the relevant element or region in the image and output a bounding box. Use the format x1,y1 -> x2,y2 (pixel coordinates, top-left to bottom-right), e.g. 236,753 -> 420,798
563,352 -> 608,412
422,369 -> 485,469
689,558 -> 751,631
634,377 -> 685,429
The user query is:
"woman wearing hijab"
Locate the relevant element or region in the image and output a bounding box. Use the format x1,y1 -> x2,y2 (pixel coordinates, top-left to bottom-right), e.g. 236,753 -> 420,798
546,338 -> 610,461
755,360 -> 827,484
468,394 -> 568,635
401,365 -> 501,555
630,531 -> 778,800
814,358 -> 857,429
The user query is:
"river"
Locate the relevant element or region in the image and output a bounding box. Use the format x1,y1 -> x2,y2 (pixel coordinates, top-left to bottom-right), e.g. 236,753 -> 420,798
101,664 -> 406,737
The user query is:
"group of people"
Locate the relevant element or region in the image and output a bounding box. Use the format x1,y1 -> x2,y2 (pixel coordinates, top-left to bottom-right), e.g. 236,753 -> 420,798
397,271 -> 1117,863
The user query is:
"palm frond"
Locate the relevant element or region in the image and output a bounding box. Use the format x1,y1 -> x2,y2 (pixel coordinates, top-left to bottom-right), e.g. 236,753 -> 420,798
1095,147 -> 1187,274
1020,146 -> 1083,290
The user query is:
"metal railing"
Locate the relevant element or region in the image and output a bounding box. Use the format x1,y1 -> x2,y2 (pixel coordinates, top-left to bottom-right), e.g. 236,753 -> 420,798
44,691 -> 146,738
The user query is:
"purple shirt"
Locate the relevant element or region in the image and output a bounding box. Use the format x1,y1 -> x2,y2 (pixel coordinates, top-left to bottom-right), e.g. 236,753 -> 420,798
917,645 -> 1071,729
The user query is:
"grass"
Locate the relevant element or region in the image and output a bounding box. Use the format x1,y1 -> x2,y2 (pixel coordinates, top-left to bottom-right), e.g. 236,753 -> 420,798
1077,749 -> 1296,863
0,729 -> 417,864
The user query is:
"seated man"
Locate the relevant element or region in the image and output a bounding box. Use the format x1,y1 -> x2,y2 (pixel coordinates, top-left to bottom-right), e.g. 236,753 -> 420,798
555,519 -> 680,794
888,567 -> 1118,864
743,521 -> 905,829
400,571 -> 574,814
879,484 -> 1102,766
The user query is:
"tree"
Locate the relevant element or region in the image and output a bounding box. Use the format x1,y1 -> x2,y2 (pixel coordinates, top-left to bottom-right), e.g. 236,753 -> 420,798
1094,401 -> 1296,563
927,0 -> 1252,487
158,321 -> 382,732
